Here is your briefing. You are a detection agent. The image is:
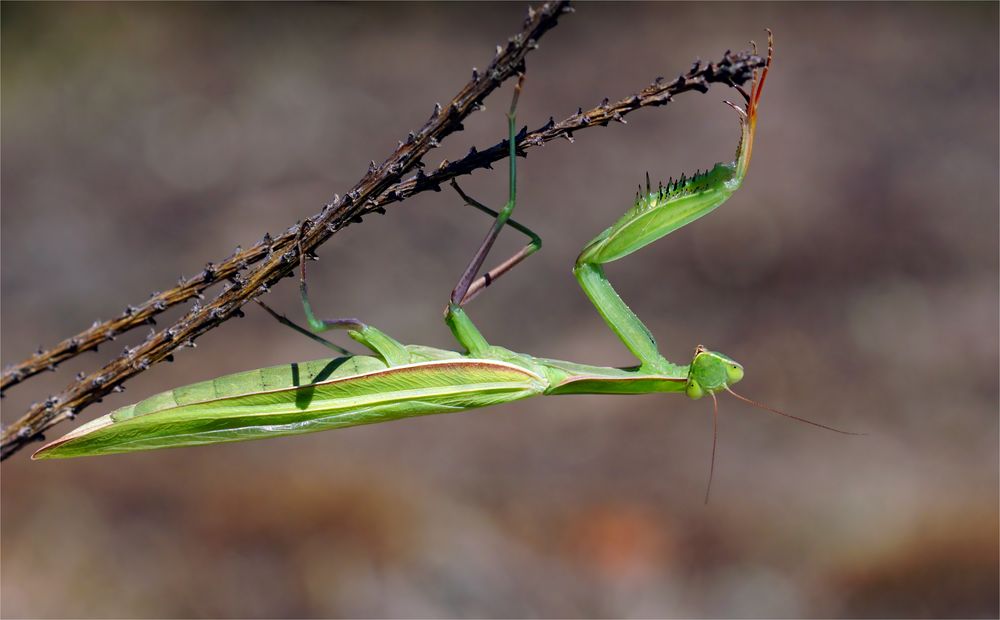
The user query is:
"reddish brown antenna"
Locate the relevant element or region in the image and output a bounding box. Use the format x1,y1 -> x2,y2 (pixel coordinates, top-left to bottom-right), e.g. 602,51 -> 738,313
705,391 -> 720,504
725,387 -> 864,436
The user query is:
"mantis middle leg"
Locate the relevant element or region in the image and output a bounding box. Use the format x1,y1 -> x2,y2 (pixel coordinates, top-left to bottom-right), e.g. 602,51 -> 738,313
273,73 -> 537,363
444,74 -> 540,357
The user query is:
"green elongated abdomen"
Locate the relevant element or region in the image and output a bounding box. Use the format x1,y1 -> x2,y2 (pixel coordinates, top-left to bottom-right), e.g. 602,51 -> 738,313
33,359 -> 546,459
118,355 -> 393,421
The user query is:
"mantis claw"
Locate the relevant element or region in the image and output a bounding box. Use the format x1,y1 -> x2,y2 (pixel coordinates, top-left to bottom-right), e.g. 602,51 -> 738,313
722,100 -> 748,119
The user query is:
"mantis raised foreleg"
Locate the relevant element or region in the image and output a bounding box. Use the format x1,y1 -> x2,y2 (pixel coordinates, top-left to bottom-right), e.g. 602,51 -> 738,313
573,33 -> 771,388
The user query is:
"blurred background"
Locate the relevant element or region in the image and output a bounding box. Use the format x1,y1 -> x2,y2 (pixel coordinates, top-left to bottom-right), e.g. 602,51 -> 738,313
2,3 -> 997,618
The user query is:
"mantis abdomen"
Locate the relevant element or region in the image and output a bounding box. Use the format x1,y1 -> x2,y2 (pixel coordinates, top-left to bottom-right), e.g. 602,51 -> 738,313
38,358 -> 546,458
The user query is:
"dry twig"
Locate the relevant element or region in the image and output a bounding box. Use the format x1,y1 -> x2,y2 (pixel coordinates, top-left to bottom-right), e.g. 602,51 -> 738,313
1,3 -> 765,460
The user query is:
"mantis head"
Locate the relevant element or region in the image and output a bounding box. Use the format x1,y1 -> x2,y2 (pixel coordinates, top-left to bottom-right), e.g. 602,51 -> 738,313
727,29 -> 773,182
685,346 -> 744,400
686,342 -> 862,503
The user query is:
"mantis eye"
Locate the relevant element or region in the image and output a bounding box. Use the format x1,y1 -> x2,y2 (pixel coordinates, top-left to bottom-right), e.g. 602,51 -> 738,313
726,363 -> 744,384
686,380 -> 705,400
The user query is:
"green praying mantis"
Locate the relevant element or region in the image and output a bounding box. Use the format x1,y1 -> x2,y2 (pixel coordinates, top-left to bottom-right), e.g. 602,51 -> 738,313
33,34 -> 855,497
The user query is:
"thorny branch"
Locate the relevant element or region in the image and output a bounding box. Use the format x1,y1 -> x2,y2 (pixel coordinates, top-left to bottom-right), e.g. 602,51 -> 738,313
2,2 -> 765,460
360,51 -> 764,216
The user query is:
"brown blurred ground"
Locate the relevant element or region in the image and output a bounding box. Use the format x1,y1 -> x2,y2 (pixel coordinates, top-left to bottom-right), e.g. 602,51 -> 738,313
2,3 -> 997,618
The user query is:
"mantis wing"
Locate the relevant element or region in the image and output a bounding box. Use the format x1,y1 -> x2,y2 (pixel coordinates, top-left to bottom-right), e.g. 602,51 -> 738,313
33,358 -> 545,459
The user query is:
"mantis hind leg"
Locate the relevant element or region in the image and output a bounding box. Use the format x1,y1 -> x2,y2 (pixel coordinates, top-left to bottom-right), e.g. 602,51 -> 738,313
254,298 -> 354,356
257,243 -> 410,366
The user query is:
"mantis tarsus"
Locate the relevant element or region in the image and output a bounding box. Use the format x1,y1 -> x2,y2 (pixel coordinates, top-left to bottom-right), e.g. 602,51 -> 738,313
34,34 -> 856,499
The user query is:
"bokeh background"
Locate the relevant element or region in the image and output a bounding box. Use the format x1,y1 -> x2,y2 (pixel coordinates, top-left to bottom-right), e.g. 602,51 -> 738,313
3,3 -> 997,618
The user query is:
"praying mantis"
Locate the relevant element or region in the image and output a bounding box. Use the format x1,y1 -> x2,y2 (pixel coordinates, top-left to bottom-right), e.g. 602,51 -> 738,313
33,33 -> 854,497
